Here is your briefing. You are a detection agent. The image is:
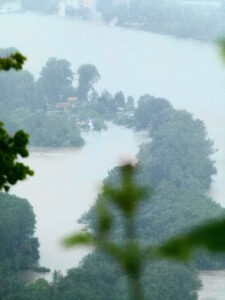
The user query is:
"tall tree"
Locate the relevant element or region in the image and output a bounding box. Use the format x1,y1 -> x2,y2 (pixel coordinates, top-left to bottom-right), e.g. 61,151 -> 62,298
77,64 -> 100,102
114,91 -> 126,108
0,70 -> 35,111
134,95 -> 174,133
126,96 -> 135,112
36,57 -> 74,108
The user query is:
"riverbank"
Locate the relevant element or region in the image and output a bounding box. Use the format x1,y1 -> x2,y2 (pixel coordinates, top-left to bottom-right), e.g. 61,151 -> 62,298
2,0 -> 224,43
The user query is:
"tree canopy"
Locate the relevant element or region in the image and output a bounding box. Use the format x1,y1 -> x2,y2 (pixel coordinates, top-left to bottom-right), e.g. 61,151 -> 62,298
0,193 -> 40,299
36,57 -> 75,108
77,64 -> 100,102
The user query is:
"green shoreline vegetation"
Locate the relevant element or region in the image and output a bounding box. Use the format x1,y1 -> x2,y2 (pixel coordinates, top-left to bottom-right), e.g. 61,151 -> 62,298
2,90 -> 225,299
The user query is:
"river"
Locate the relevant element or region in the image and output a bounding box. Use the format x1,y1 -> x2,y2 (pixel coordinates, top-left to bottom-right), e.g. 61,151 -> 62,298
1,12 -> 225,298
11,124 -> 146,277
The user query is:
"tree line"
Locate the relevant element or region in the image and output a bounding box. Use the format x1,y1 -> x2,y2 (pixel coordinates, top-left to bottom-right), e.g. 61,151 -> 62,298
97,0 -> 225,41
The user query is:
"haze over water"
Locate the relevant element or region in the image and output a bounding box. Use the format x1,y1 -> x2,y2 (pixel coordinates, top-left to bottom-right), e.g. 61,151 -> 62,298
1,14 -> 224,188
1,12 -> 225,298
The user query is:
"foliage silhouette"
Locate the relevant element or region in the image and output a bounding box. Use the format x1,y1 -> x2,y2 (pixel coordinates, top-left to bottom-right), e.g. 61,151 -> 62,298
0,52 -> 26,71
0,51 -> 33,191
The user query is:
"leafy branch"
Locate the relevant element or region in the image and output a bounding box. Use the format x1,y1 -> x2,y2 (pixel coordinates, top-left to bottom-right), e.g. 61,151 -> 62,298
0,52 -> 26,71
155,218 -> 225,261
64,163 -> 153,300
0,51 -> 33,191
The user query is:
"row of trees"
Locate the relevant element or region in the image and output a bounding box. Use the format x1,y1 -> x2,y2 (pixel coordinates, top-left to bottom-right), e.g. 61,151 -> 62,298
0,53 -> 100,111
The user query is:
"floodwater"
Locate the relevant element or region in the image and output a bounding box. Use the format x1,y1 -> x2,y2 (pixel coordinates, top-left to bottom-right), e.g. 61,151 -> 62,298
1,12 -> 225,297
11,124 -> 146,274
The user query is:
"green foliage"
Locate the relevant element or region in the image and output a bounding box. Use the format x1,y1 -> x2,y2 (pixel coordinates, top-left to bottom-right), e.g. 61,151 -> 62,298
28,112 -> 84,148
92,117 -> 107,131
157,217 -> 225,261
154,61 -> 225,264
115,261 -> 200,300
5,84 -> 217,300
0,48 -> 33,191
23,279 -> 53,300
47,252 -> 200,300
64,232 -> 93,247
0,193 -> 39,272
0,58 -> 84,147
0,50 -> 38,298
0,52 -> 26,71
65,164 -> 149,300
63,161 -> 206,299
114,91 -> 126,108
93,91 -> 117,118
134,95 -> 175,133
77,64 -> 100,102
82,100 -> 224,271
0,122 -> 33,191
0,53 -> 137,147
138,109 -> 216,191
0,193 -> 40,298
219,38 -> 225,64
36,57 -> 75,108
0,70 -> 35,110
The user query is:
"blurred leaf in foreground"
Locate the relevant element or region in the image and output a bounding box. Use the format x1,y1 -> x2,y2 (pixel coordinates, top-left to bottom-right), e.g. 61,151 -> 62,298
219,38 -> 225,64
156,218 -> 225,261
64,163 -> 150,300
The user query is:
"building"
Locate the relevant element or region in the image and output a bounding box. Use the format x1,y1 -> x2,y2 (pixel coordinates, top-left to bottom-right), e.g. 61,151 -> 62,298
56,97 -> 78,111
